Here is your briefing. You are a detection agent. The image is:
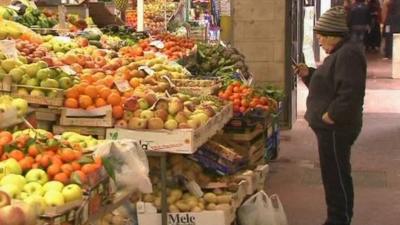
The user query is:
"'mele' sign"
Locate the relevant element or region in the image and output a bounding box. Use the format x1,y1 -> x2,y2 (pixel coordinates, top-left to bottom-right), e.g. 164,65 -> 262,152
169,214 -> 196,225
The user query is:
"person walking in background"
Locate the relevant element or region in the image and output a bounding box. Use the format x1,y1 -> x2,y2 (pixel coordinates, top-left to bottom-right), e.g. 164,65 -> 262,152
365,0 -> 382,51
348,0 -> 371,43
294,6 -> 366,225
382,0 -> 400,59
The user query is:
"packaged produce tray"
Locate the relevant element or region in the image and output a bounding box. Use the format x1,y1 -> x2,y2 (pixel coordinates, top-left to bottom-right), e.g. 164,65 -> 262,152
106,104 -> 233,154
172,78 -> 222,96
60,105 -> 114,127
0,75 -> 11,92
11,85 -> 64,107
53,125 -> 107,140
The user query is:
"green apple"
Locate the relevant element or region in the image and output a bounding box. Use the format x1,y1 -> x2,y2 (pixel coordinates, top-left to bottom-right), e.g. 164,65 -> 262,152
11,98 -> 28,117
18,192 -> 29,200
43,181 -> 64,193
0,174 -> 26,191
138,98 -> 150,110
36,68 -> 49,81
1,58 -> 23,72
44,191 -> 65,207
0,184 -> 20,198
62,184 -> 83,202
59,77 -> 72,89
24,195 -> 47,214
26,78 -> 39,87
25,169 -> 48,185
23,182 -> 44,196
46,90 -> 59,98
30,89 -> 45,97
3,159 -> 22,175
37,61 -> 48,69
41,79 -> 59,88
24,63 -> 40,77
8,68 -> 25,83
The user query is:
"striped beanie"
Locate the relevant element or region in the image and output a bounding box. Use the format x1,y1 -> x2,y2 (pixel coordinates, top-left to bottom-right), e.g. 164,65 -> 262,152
314,6 -> 349,36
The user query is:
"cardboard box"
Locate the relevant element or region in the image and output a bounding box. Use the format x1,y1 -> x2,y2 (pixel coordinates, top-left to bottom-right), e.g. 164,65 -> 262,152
106,104 -> 233,154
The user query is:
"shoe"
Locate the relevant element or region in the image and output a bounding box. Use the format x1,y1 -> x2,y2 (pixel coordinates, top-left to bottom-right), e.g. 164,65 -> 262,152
382,57 -> 391,60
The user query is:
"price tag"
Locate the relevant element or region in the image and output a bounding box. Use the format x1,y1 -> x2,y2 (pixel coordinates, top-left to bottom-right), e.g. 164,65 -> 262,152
60,65 -> 77,75
114,80 -> 132,92
7,5 -> 21,12
220,40 -> 227,48
0,40 -> 18,59
150,40 -> 165,49
53,36 -> 71,43
139,66 -> 155,75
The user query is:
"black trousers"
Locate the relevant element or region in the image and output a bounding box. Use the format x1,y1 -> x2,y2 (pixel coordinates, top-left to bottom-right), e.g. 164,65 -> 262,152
312,127 -> 361,225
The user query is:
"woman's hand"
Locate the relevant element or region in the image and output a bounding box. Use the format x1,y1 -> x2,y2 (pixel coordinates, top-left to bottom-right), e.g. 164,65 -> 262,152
322,112 -> 335,125
293,63 -> 310,78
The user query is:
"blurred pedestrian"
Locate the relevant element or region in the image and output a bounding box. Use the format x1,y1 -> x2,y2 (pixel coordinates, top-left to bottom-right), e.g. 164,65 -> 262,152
348,0 -> 371,43
382,0 -> 400,59
365,0 -> 382,51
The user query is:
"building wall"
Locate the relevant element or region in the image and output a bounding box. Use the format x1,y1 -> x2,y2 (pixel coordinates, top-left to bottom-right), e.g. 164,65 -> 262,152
232,0 -> 286,88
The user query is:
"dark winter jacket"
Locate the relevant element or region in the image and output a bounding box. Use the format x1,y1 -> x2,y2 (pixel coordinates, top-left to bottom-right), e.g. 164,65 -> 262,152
349,2 -> 371,28
302,39 -> 366,130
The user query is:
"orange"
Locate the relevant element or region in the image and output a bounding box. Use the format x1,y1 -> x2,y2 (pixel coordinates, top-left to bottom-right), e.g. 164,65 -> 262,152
60,149 -> 76,162
84,85 -> 98,99
65,87 -> 79,99
87,105 -> 96,110
71,63 -> 83,73
40,155 -> 51,168
76,83 -> 89,94
81,164 -> 98,175
32,163 -> 39,169
71,171 -> 88,184
129,78 -> 141,88
73,150 -> 82,160
103,75 -> 115,88
51,156 -> 63,166
9,150 -> 24,161
112,105 -> 124,119
71,161 -> 81,171
99,87 -> 112,100
54,172 -> 69,185
107,93 -> 121,106
19,157 -> 33,171
65,98 -> 79,108
28,145 -> 40,157
94,157 -> 102,166
95,98 -> 107,108
78,95 -> 93,109
47,164 -> 61,177
61,164 -> 74,177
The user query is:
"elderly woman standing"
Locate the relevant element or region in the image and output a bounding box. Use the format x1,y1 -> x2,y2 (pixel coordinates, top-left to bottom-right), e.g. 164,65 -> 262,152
294,6 -> 366,225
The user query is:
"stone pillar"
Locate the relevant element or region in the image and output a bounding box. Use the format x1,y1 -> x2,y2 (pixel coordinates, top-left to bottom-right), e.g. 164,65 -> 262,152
393,34 -> 400,79
231,0 -> 286,88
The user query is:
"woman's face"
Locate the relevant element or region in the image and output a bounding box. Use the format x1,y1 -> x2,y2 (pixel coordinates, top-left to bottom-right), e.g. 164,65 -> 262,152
316,34 -> 342,54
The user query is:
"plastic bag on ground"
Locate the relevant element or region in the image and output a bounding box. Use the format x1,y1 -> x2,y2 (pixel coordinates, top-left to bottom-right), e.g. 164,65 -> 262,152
238,190 -> 277,225
270,194 -> 288,225
93,139 -> 153,193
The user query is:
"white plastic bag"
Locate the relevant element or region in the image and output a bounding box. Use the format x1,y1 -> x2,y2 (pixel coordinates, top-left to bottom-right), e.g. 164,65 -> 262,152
93,140 -> 153,193
270,194 -> 288,225
238,191 -> 277,225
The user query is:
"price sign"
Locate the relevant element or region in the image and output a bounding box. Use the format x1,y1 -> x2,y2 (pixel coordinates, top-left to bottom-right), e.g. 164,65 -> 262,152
185,180 -> 204,198
150,40 -> 165,49
0,40 -> 18,59
139,66 -> 155,75
114,80 -> 132,92
60,65 -> 77,75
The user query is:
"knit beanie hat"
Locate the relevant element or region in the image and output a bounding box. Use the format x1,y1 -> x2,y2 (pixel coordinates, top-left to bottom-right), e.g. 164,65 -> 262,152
314,6 -> 349,36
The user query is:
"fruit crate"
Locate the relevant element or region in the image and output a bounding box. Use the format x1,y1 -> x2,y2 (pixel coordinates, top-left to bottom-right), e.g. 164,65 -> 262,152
11,85 -> 64,107
189,26 -> 208,43
106,103 -> 234,154
39,199 -> 87,225
53,125 -> 107,140
34,106 -> 61,122
60,105 -> 114,128
0,75 -> 11,92
172,79 -> 222,96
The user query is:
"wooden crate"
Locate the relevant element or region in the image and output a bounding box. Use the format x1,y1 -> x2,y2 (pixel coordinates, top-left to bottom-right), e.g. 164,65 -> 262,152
33,107 -> 61,122
106,104 -> 233,154
39,200 -> 86,225
53,125 -> 107,139
0,75 -> 11,92
11,85 -> 64,107
60,105 -> 113,128
189,26 -> 208,43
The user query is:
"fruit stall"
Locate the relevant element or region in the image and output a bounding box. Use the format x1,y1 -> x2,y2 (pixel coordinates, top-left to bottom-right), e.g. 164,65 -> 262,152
0,0 -> 283,225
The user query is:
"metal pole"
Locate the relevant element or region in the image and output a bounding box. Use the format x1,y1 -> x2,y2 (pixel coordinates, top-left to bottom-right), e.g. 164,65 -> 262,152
160,153 -> 168,225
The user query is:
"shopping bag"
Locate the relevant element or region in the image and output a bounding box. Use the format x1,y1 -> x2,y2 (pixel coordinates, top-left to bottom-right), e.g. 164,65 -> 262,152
238,191 -> 278,225
270,194 -> 288,225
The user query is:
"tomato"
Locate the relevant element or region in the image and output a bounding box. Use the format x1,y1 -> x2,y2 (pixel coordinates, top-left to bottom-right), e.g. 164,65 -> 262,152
0,131 -> 13,145
225,89 -> 233,96
218,91 -> 224,98
239,106 -> 247,113
233,98 -> 241,105
233,105 -> 241,112
232,81 -> 241,87
232,93 -> 241,99
260,96 -> 269,105
233,86 -> 241,93
221,93 -> 229,100
249,101 -> 258,108
229,95 -> 236,101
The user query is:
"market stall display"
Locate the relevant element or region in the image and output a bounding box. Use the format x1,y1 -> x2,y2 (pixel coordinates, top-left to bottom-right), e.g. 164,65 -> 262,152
0,0 -> 284,224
